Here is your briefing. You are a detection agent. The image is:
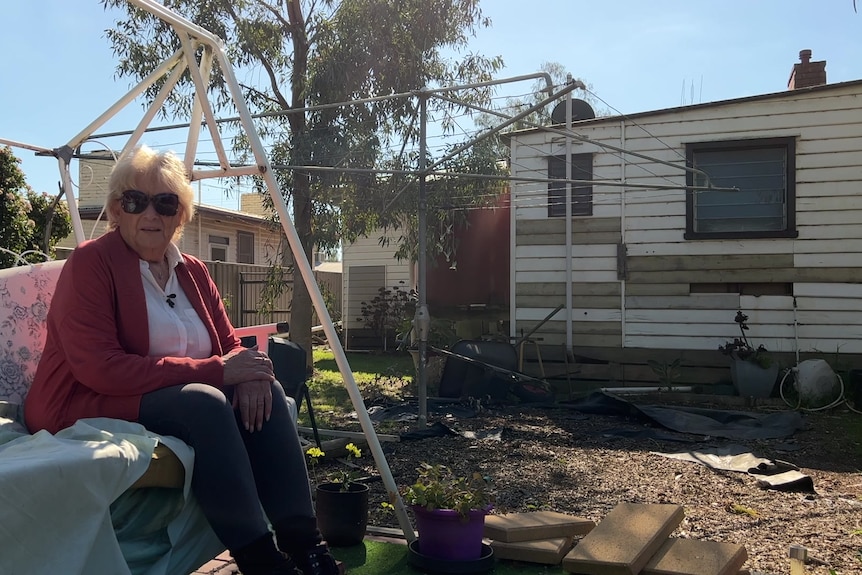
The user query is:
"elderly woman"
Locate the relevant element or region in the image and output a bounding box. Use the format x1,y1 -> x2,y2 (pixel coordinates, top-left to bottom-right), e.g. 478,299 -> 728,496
25,146 -> 338,575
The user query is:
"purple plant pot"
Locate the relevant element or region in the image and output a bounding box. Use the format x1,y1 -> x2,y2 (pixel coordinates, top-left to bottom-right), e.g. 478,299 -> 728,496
412,505 -> 490,561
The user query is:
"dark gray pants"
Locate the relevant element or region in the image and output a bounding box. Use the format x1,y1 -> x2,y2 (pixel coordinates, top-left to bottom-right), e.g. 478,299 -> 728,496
138,381 -> 314,550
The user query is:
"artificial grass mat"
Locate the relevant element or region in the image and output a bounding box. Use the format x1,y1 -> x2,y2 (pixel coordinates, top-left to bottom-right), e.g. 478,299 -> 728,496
331,538 -> 568,574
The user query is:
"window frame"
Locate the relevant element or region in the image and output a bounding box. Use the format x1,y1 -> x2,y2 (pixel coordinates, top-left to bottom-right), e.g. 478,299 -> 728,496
547,153 -> 594,218
685,137 -> 798,239
237,231 -> 255,264
209,234 -> 229,262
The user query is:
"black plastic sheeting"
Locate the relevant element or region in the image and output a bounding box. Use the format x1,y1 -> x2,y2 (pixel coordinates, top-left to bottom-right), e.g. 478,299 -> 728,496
367,391 -> 805,442
556,391 -> 805,440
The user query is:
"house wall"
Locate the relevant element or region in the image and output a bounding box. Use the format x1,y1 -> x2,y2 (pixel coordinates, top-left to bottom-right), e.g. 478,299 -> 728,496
511,83 -> 862,373
341,230 -> 412,347
56,212 -> 283,266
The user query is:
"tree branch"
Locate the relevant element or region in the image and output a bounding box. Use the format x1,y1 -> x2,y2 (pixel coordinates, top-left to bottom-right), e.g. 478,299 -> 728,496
238,82 -> 285,107
222,1 -> 291,111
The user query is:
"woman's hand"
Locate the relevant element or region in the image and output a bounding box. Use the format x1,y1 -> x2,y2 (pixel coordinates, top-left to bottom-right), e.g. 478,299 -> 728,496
222,346 -> 275,386
232,379 -> 273,432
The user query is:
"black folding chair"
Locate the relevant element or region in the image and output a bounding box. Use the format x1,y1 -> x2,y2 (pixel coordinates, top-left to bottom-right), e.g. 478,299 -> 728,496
267,336 -> 322,448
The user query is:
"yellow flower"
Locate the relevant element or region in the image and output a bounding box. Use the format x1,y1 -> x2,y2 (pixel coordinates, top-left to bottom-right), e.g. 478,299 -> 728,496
306,447 -> 325,460
345,443 -> 361,459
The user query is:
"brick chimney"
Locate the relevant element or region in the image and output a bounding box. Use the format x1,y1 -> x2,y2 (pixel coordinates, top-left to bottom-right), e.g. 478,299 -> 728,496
788,49 -> 826,90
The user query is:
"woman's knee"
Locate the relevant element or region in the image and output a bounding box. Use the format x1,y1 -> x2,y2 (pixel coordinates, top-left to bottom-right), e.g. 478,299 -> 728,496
176,383 -> 234,418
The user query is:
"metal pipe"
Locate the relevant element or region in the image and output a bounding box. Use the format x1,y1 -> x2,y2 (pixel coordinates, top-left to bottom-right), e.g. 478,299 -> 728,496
184,44 -> 213,175
416,94 -> 429,430
85,72 -> 557,141
64,50 -> 185,152
601,386 -> 694,394
120,54 -> 187,160
565,77 -> 573,349
437,93 -> 722,189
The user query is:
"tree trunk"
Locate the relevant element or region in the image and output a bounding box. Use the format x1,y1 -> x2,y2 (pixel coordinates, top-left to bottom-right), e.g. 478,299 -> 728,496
290,177 -> 314,370
286,0 -> 314,370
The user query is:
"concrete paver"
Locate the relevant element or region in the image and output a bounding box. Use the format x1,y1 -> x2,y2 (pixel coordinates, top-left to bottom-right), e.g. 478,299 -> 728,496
642,538 -> 748,575
491,536 -> 575,564
484,511 -> 596,543
562,503 -> 684,575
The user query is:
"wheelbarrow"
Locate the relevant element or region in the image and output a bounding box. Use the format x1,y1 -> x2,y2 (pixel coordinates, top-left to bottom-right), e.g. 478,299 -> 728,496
432,339 -> 553,403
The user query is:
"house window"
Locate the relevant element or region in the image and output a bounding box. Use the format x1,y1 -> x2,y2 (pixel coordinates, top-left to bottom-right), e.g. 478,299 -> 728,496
209,235 -> 229,262
685,137 -> 797,239
237,231 -> 255,264
548,153 -> 593,217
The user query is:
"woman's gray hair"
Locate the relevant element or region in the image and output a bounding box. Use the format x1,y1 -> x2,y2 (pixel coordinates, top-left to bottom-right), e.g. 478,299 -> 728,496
105,145 -> 195,240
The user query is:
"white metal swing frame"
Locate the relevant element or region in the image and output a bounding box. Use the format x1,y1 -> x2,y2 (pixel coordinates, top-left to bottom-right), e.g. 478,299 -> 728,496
42,0 -> 418,542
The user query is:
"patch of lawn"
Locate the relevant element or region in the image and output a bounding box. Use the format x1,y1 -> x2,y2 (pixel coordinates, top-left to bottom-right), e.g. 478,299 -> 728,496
299,349 -> 414,429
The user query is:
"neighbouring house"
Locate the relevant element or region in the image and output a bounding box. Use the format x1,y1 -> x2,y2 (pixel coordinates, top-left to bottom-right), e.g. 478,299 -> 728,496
508,50 -> 862,388
341,194 -> 511,350
341,229 -> 412,349
424,193 -> 510,338
55,154 -> 343,329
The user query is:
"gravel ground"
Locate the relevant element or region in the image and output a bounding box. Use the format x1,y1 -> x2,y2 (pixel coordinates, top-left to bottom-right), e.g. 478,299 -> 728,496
311,394 -> 862,575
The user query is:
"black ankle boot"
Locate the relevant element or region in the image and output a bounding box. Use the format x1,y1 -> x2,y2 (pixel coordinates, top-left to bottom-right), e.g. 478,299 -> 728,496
273,515 -> 322,552
232,532 -> 303,575
289,543 -> 341,575
274,517 -> 340,575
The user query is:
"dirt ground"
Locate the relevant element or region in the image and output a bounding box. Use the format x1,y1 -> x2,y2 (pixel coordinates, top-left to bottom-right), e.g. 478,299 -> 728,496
314,393 -> 862,575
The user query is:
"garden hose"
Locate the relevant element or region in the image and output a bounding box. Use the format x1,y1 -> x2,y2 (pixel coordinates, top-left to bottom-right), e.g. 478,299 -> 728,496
779,367 -> 861,414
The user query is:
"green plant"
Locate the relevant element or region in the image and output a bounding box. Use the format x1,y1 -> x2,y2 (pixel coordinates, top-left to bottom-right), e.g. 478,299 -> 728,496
718,311 -> 773,369
358,282 -> 416,351
1,146 -> 72,268
306,442 -> 364,492
647,358 -> 682,389
400,463 -> 493,518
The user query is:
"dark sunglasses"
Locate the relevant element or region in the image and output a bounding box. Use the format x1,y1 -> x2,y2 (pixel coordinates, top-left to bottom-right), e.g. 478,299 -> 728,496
120,190 -> 180,216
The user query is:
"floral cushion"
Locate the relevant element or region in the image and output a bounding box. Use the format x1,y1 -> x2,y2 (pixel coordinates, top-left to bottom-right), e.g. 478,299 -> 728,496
0,261 -> 65,406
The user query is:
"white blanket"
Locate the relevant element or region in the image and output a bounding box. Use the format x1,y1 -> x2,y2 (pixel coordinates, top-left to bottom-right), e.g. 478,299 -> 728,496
0,417 -> 223,575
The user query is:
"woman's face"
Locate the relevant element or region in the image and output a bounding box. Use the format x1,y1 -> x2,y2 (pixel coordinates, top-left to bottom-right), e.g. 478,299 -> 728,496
113,185 -> 182,262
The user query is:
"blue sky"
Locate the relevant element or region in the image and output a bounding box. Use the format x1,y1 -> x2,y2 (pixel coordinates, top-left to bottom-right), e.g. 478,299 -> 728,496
1,0 -> 860,208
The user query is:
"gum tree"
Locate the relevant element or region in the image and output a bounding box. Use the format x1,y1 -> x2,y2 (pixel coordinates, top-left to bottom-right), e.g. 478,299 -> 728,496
103,0 -> 503,358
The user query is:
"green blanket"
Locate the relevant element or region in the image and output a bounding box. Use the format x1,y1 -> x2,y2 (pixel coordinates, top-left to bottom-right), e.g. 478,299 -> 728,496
0,412 -> 222,575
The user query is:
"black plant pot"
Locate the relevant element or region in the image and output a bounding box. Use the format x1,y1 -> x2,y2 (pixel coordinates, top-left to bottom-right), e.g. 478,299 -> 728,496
315,482 -> 369,547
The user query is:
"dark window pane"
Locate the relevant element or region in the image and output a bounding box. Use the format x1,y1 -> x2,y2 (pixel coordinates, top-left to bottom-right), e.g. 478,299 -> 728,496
691,145 -> 788,233
548,154 -> 593,217
237,231 -> 255,264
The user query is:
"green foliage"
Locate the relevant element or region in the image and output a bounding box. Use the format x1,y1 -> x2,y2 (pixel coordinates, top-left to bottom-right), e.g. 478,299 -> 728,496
646,358 -> 682,389
718,310 -> 773,369
306,442 -> 364,491
306,348 -> 414,428
358,282 -> 415,351
0,146 -> 72,268
400,463 -> 493,517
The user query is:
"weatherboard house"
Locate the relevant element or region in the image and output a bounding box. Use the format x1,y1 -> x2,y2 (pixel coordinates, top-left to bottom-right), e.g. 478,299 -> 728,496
508,50 -> 862,386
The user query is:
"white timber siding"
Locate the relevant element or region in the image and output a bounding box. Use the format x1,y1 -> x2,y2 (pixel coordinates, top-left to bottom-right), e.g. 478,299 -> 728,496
179,217 -> 282,266
511,81 -> 862,357
342,231 -> 412,335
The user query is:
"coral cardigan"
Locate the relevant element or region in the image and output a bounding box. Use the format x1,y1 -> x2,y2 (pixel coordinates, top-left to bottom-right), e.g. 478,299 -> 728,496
25,229 -> 242,434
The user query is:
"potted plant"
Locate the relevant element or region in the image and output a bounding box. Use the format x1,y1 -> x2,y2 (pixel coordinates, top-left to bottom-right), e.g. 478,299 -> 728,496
306,443 -> 369,547
400,463 -> 493,562
718,311 -> 779,398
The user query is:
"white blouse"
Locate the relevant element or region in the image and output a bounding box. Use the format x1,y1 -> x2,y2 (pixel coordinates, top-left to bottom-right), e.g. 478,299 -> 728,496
140,244 -> 213,360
